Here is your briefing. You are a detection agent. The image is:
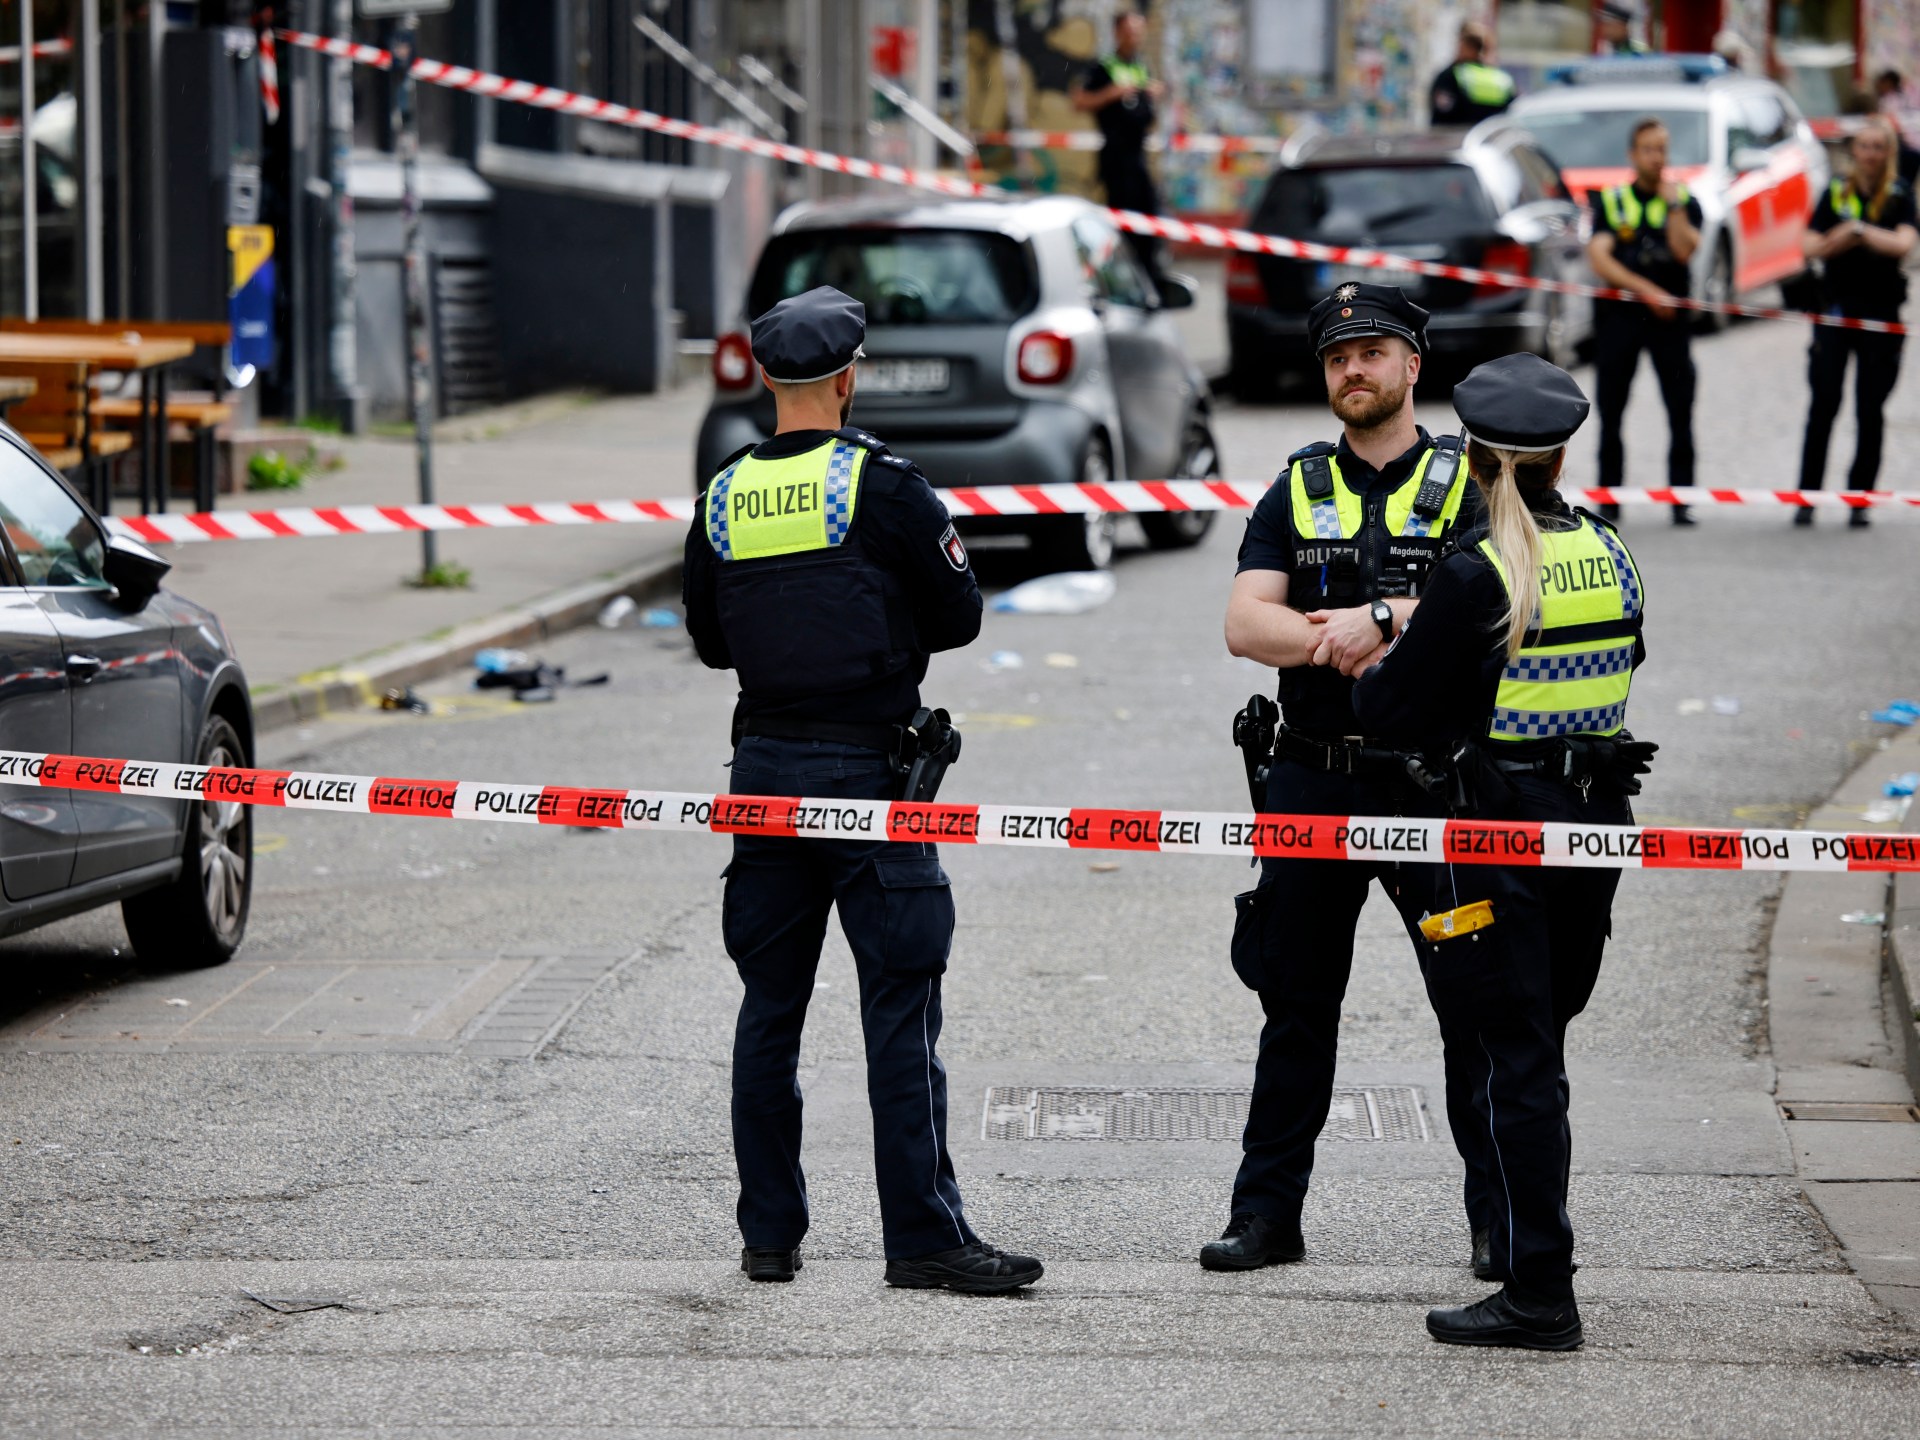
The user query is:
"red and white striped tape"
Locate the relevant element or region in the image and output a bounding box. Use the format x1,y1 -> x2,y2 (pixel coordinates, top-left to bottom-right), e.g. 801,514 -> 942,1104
259,23 -> 281,127
275,28 -> 1910,337
1,749 -> 1914,873
972,129 -> 1286,156
0,37 -> 73,64
102,484 -> 1920,547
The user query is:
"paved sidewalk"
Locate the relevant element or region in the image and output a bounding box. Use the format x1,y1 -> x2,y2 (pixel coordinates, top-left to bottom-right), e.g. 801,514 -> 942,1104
142,389 -> 706,717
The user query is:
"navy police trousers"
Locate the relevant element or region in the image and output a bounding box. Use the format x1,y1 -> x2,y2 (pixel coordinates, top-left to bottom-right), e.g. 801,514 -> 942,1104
721,736 -> 977,1261
1412,774 -> 1624,1305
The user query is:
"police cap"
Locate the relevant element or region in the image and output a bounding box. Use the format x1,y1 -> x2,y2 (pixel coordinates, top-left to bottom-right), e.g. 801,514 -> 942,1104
750,285 -> 867,383
1453,352 -> 1591,451
1307,283 -> 1430,356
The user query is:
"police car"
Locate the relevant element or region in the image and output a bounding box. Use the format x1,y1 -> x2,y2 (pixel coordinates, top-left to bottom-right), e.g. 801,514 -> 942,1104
1498,55 -> 1829,327
696,195 -> 1219,571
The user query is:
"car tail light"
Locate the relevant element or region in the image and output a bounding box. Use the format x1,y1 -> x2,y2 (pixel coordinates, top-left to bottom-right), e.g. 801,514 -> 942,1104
1016,331 -> 1075,385
1226,252 -> 1266,306
713,332 -> 757,391
1475,241 -> 1532,299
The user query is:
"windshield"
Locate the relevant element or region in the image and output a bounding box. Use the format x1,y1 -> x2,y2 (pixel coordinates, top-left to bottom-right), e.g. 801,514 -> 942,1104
1255,164 -> 1496,239
1515,107 -> 1712,169
748,228 -> 1037,326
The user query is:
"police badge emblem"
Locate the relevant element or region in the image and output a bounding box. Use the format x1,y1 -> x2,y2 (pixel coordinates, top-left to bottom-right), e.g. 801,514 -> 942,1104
1334,282 -> 1361,304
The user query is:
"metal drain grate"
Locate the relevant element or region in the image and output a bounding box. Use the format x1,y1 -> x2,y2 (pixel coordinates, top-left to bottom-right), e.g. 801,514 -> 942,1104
982,1085 -> 1431,1142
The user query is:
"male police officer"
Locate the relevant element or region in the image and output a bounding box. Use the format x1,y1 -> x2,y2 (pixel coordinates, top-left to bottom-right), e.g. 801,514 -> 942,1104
1072,11 -> 1167,288
1586,116 -> 1703,525
1430,22 -> 1516,129
683,286 -> 1043,1294
1597,1 -> 1648,55
1206,285 -> 1476,1271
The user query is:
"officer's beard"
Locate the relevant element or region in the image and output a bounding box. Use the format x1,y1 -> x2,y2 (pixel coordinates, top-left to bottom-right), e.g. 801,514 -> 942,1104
1330,374 -> 1407,432
840,391 -> 854,427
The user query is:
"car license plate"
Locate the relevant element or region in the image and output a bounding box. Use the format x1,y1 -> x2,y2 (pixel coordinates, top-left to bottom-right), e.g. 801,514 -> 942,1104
1316,262 -> 1425,297
858,359 -> 950,394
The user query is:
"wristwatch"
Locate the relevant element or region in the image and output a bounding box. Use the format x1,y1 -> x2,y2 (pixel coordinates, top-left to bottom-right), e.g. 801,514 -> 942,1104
1371,599 -> 1395,642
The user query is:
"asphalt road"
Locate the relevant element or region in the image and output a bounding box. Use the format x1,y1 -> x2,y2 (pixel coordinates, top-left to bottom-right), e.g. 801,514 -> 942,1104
3,316 -> 1919,1435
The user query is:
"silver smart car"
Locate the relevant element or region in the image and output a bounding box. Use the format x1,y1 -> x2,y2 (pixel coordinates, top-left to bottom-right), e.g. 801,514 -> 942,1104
696,194 -> 1220,570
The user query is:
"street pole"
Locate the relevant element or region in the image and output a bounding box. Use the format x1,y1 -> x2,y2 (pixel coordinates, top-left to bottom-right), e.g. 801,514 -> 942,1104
327,0 -> 359,431
389,13 -> 436,579
20,0 -> 36,319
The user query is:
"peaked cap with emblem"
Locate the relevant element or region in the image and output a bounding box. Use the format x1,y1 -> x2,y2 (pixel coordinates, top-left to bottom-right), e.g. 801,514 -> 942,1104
750,285 -> 867,383
1453,352 -> 1591,450
1307,282 -> 1430,356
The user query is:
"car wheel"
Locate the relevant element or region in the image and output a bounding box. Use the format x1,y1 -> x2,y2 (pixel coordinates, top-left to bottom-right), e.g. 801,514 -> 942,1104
1697,241 -> 1734,334
1141,422 -> 1220,550
123,713 -> 252,970
1035,435 -> 1117,571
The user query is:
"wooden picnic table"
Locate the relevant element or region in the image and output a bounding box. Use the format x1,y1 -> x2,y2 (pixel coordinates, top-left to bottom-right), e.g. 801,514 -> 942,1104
0,333 -> 194,514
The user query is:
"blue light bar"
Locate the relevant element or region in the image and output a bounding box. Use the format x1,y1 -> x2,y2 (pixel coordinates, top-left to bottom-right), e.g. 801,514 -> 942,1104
1545,53 -> 1730,86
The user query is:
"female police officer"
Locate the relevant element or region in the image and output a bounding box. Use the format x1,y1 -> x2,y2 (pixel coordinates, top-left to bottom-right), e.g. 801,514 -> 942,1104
1352,353 -> 1655,1350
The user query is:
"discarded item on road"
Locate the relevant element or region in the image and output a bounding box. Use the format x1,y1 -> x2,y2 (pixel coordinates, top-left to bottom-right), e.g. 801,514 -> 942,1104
1885,772 -> 1920,797
1677,698 -> 1707,715
1839,911 -> 1887,926
240,1290 -> 350,1314
991,571 -> 1117,615
475,661 -> 611,698
163,998 -> 190,1007
597,595 -> 639,628
1870,699 -> 1920,726
640,607 -> 680,629
985,650 -> 1025,672
474,647 -> 531,674
380,686 -> 430,714
1045,653 -> 1080,668
1863,797 -> 1913,824
1711,696 -> 1742,716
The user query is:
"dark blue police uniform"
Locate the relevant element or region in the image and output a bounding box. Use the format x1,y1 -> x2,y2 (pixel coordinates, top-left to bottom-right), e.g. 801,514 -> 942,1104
683,286 -> 1042,1293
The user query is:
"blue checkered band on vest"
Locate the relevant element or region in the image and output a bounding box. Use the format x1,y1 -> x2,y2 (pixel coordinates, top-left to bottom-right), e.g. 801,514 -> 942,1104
1501,642 -> 1638,684
706,456 -> 747,562
1309,493 -> 1343,539
824,441 -> 857,546
1489,699 -> 1632,739
1591,522 -> 1641,620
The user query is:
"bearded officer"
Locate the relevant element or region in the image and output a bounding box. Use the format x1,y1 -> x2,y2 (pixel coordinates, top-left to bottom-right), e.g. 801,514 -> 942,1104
1207,284 -> 1480,1272
683,285 -> 1043,1294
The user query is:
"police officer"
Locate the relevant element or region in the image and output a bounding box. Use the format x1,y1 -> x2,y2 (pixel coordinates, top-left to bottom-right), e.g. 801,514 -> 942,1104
1205,285 -> 1477,1271
1596,1 -> 1648,55
1353,353 -> 1656,1349
683,286 -> 1043,1294
1795,117 -> 1919,528
1586,115 -> 1703,526
1430,22 -> 1516,129
1072,11 -> 1167,289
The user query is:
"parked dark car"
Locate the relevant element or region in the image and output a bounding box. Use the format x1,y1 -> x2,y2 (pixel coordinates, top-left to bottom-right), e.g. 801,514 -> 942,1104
1225,128 -> 1594,395
696,195 -> 1220,570
0,427 -> 254,966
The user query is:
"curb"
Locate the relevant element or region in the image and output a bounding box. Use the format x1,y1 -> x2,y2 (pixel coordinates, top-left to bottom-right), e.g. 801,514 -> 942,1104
1890,800 -> 1920,1098
248,555 -> 683,735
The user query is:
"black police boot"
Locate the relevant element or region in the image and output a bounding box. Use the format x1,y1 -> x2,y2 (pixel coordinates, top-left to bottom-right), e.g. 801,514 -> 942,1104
1471,1228 -> 1494,1281
1426,1289 -> 1583,1350
1671,503 -> 1696,527
1199,1212 -> 1306,1271
885,1241 -> 1043,1294
1793,506 -> 1816,528
1849,507 -> 1872,530
741,1247 -> 802,1282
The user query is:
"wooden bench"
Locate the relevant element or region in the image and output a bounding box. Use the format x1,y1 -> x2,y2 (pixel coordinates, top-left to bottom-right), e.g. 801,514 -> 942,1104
2,319 -> 232,510
6,361 -> 134,478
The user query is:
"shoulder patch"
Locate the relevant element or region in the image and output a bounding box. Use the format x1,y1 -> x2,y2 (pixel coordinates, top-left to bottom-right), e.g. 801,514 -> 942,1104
938,522 -> 969,571
1286,440 -> 1338,466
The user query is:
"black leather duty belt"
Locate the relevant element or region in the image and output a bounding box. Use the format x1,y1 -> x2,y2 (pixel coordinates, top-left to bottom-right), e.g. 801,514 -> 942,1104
1272,727 -> 1406,777
732,716 -> 905,755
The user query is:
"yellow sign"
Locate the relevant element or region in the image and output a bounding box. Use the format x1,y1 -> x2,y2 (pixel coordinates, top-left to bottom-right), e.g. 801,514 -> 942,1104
228,225 -> 274,294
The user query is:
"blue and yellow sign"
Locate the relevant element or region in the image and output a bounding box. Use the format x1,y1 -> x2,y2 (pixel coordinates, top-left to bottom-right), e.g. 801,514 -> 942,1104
227,224 -> 277,373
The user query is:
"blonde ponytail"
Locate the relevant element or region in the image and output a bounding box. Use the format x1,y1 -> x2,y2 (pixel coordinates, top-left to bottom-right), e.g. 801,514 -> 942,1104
1466,438 -> 1567,659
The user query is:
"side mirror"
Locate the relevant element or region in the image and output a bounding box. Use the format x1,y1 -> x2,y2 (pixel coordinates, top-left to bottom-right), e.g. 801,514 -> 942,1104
1731,146 -> 1771,174
1156,271 -> 1198,310
102,532 -> 170,607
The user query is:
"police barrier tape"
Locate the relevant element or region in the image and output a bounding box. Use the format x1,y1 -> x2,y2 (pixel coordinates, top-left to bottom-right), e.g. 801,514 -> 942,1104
102,485 -> 1920,546
2,749 -> 1916,873
971,129 -> 1287,155
274,29 -> 1908,338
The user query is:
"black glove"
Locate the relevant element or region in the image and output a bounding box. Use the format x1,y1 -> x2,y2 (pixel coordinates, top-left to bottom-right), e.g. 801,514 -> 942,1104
1601,734 -> 1658,795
